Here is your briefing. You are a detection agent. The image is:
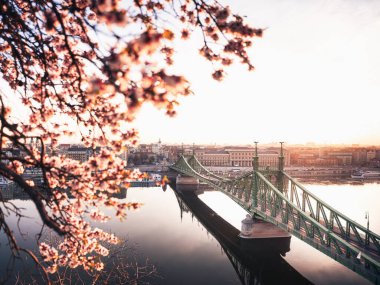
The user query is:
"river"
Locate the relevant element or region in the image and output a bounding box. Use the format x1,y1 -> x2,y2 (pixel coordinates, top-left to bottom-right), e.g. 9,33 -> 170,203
1,180 -> 379,284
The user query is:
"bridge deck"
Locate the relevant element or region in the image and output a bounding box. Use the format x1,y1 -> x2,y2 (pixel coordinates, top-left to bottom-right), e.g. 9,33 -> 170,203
171,155 -> 380,284
320,221 -> 380,262
260,204 -> 380,262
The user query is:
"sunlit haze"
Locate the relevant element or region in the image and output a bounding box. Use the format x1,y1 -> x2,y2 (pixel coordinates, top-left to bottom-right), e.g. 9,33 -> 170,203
133,0 -> 380,145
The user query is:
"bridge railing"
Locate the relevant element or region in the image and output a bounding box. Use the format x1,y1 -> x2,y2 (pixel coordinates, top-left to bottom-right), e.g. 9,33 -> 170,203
253,172 -> 380,280
282,172 -> 380,254
171,155 -> 380,284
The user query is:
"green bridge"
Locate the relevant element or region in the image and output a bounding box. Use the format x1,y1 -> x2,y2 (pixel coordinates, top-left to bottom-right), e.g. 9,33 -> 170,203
170,144 -> 380,284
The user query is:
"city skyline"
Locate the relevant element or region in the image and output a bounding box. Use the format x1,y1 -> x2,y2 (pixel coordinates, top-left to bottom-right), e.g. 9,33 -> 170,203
135,140 -> 380,148
131,0 -> 380,145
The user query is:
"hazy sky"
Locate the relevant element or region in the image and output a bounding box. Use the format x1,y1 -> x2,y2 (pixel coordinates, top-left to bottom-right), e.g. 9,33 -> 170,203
133,0 -> 380,145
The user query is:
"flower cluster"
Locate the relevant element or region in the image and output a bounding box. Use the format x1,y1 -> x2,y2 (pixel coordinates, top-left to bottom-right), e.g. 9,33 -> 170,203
0,0 -> 260,276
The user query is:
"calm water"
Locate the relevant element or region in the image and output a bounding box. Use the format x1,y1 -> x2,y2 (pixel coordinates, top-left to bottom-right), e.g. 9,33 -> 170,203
1,180 -> 380,284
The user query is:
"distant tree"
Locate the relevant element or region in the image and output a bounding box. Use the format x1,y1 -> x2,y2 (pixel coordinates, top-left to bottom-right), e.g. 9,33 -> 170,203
0,0 -> 261,280
148,156 -> 155,164
157,154 -> 165,162
134,153 -> 142,165
140,153 -> 148,164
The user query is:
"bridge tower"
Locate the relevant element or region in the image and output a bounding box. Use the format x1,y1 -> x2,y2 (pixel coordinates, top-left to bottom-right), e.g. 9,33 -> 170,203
177,143 -> 185,159
252,142 -> 259,208
277,142 -> 285,193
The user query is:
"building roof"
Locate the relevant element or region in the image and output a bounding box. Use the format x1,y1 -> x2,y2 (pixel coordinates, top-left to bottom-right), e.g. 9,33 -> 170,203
204,150 -> 229,155
67,147 -> 90,152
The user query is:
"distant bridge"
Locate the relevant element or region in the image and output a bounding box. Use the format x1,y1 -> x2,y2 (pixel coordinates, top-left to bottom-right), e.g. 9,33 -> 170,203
170,144 -> 380,284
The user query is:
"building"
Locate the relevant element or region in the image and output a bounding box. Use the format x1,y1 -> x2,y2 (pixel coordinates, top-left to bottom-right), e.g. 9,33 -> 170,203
226,147 -> 254,167
166,146 -> 182,163
151,139 -> 163,154
22,168 -> 44,187
195,149 -> 230,166
367,150 -> 377,162
193,147 -> 290,168
325,152 -> 352,166
138,144 -> 153,153
0,176 -> 13,200
352,149 -> 367,166
64,146 -> 91,162
226,147 -> 290,168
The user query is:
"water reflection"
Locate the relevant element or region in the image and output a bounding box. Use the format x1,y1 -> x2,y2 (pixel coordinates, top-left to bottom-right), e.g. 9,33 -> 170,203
1,187 -> 258,285
1,181 -> 379,285
174,190 -> 313,285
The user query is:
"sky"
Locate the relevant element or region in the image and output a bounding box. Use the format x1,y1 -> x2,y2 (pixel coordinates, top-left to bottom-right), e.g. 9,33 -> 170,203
132,0 -> 380,146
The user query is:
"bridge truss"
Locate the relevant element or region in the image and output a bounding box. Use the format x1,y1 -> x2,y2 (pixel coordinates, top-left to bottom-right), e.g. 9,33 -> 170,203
170,154 -> 380,284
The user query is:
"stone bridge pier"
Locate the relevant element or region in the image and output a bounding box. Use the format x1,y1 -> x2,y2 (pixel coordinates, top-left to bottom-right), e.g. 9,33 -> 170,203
175,174 -> 200,192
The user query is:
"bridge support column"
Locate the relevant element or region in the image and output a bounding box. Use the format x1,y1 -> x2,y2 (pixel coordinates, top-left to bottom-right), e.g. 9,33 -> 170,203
277,142 -> 285,193
252,142 -> 259,208
176,174 -> 199,192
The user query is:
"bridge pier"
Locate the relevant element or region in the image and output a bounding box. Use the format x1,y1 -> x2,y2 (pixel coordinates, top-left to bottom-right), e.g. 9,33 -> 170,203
176,174 -> 200,192
239,216 -> 291,255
